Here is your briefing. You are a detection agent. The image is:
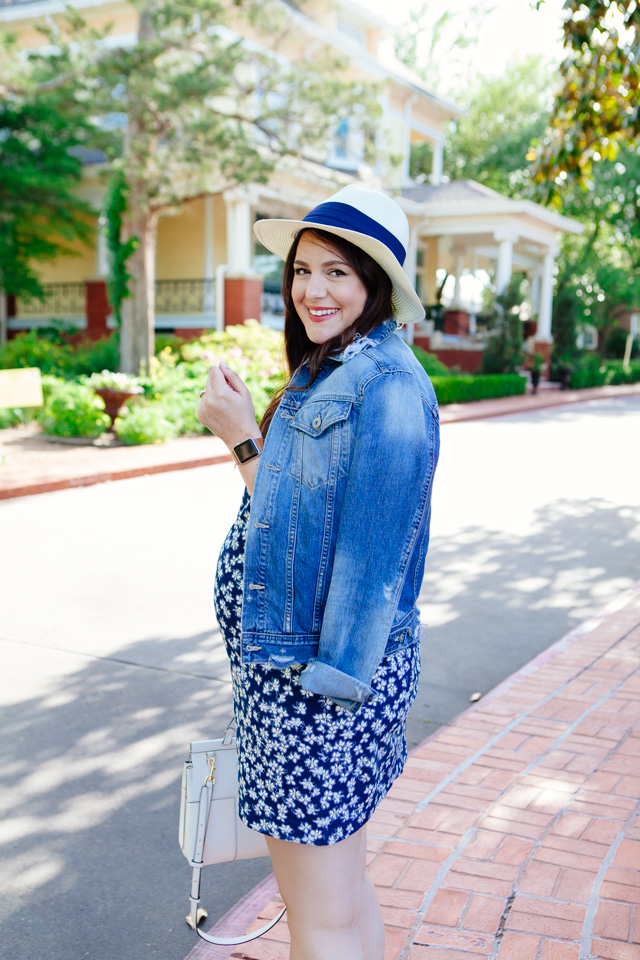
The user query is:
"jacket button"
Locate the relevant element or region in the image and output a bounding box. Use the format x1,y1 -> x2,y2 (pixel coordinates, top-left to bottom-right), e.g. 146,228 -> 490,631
312,416 -> 322,429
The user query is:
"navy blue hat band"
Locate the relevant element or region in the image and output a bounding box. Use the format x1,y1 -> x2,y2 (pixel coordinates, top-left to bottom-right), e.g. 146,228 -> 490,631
302,202 -> 406,266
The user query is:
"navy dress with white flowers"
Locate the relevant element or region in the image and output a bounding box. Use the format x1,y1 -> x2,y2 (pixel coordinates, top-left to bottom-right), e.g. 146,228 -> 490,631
214,489 -> 420,846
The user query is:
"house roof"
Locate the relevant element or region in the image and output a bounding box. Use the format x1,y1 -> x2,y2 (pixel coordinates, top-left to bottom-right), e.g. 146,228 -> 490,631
403,179 -> 583,235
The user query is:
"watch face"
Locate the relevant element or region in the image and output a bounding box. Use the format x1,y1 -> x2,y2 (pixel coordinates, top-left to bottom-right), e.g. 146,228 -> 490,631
234,438 -> 262,463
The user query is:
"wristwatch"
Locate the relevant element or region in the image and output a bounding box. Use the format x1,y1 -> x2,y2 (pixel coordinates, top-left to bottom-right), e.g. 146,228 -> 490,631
232,436 -> 264,465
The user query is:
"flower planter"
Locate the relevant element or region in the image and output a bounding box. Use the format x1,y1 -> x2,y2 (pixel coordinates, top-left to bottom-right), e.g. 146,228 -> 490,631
93,388 -> 141,427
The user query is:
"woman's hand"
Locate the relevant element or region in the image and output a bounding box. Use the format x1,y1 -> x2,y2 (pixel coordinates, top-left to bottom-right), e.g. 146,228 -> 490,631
197,361 -> 261,450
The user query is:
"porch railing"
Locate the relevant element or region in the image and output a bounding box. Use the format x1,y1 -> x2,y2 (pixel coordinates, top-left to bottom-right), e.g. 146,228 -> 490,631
155,278 -> 215,314
15,282 -> 86,319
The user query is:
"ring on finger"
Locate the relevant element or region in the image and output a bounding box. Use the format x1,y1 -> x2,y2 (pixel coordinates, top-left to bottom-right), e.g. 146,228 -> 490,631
199,389 -> 206,398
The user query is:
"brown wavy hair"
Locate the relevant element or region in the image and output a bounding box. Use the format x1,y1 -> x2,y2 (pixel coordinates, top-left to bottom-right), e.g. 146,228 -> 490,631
259,228 -> 393,434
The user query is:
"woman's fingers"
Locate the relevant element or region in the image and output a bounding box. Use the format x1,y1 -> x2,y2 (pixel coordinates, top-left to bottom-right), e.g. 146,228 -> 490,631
218,360 -> 250,397
197,362 -> 257,445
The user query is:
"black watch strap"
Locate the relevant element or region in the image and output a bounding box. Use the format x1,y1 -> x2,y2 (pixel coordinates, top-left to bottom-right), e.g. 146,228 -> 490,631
232,437 -> 264,465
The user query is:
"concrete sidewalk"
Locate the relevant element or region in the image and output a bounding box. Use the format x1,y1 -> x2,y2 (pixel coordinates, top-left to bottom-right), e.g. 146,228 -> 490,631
2,381 -> 640,500
196,583 -> 640,960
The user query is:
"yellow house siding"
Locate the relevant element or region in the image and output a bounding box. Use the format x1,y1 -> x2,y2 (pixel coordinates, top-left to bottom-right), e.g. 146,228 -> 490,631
156,199 -> 206,280
9,1 -> 137,48
30,232 -> 96,284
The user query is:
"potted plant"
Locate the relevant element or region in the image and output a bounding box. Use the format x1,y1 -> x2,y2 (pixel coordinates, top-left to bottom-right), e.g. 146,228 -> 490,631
83,370 -> 145,426
526,353 -> 544,394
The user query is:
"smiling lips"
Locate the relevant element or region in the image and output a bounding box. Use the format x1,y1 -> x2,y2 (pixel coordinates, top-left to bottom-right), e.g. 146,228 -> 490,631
307,307 -> 339,321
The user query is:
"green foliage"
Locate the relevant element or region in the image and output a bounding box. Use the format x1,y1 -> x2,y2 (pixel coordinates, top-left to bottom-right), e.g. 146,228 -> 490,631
0,331 -> 120,378
441,56 -> 555,197
0,33 -> 96,300
409,345 -> 451,377
568,354 -> 640,389
605,326 -> 639,359
430,374 -> 527,405
40,381 -> 111,437
0,406 -> 33,429
394,2 -> 490,100
480,278 -> 527,374
104,171 -> 137,326
533,0 -> 640,197
111,320 -> 284,442
1,321 -> 285,441
113,403 -> 178,445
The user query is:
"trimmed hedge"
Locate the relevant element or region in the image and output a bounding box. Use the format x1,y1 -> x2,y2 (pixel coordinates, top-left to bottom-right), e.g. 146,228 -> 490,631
430,374 -> 527,406
569,356 -> 640,389
409,344 -> 451,376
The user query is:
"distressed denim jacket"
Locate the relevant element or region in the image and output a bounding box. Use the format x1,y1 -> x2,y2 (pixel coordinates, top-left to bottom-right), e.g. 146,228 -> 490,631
241,318 -> 440,712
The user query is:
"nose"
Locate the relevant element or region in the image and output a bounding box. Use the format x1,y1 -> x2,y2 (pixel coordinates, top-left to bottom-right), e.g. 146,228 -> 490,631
305,271 -> 328,301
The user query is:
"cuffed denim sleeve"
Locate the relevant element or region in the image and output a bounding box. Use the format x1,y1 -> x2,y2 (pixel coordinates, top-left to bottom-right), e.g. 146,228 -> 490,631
299,371 -> 437,709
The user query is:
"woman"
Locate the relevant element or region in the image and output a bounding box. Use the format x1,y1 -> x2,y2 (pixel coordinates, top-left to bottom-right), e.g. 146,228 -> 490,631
197,185 -> 439,960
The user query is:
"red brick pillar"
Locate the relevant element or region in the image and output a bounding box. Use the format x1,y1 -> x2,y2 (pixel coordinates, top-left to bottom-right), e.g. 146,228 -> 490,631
85,280 -> 111,340
224,276 -> 263,327
533,340 -> 552,376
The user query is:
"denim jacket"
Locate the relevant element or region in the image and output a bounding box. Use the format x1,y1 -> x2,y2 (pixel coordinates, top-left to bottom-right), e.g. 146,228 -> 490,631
241,318 -> 440,711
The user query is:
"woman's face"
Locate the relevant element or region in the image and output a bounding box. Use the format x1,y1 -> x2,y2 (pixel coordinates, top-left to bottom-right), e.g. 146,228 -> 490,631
291,234 -> 368,345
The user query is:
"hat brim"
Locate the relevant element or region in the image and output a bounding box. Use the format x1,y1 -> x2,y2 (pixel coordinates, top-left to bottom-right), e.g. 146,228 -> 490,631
253,218 -> 425,325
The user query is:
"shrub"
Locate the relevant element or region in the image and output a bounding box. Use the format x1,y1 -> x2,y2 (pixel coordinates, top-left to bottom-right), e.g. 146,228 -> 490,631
431,374 -> 527,405
0,331 -> 120,379
605,325 -> 639,360
409,345 -> 450,377
40,381 -> 111,438
155,319 -> 285,424
569,355 -> 640,389
0,407 -> 29,429
113,403 -> 179,444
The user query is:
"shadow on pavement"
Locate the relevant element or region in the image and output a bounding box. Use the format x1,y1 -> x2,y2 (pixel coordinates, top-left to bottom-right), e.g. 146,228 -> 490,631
410,495 -> 640,748
0,628 -> 272,960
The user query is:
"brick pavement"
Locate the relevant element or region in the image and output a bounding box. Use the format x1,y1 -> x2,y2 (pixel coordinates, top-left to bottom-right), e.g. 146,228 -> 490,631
194,583 -> 640,960
2,381 -> 640,500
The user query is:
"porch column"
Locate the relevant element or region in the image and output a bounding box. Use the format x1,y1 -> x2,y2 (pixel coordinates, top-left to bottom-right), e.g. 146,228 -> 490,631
226,194 -> 253,273
537,248 -> 556,342
224,190 -> 262,326
451,250 -> 465,308
430,139 -> 444,186
203,195 -> 214,314
531,270 -> 541,316
494,231 -> 516,295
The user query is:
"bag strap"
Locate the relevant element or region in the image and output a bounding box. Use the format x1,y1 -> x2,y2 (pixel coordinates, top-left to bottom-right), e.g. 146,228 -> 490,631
187,775 -> 286,945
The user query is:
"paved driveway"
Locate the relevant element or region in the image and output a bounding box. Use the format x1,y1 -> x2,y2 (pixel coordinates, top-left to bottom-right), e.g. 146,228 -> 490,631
1,394 -> 638,960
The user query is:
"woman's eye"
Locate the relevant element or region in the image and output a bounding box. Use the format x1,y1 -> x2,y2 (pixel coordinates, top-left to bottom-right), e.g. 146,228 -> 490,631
329,269 -> 346,277
294,267 -> 310,276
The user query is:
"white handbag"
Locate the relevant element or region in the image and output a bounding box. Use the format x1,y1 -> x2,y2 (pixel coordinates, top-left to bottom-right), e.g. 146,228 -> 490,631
179,722 -> 286,945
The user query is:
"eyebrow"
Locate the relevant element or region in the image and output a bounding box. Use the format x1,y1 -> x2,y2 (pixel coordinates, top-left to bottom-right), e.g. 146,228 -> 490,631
293,258 -> 350,268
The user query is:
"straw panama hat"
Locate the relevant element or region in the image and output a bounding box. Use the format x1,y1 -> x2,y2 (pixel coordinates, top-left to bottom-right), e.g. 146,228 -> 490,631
253,185 -> 425,325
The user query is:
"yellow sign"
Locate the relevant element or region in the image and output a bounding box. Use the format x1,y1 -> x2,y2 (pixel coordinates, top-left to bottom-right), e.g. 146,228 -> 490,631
0,368 -> 44,408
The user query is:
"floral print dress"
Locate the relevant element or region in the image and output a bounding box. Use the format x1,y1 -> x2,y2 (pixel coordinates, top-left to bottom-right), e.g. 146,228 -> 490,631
214,489 -> 420,845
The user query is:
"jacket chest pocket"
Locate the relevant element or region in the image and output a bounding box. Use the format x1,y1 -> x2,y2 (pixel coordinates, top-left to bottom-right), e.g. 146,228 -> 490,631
289,400 -> 352,489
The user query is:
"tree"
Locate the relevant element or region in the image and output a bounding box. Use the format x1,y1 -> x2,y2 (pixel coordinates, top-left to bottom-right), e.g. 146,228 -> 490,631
441,56 -> 555,196
0,33 -> 96,343
548,140 -> 640,364
480,276 -> 527,374
28,1 -> 380,372
533,0 -> 640,199
394,2 -> 491,102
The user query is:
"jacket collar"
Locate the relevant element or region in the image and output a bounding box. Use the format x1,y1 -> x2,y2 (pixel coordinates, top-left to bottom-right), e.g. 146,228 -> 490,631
330,318 -> 398,364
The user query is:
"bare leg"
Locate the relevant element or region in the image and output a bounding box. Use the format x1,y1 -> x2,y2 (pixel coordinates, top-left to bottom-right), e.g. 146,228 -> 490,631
358,828 -> 385,960
265,825 -> 384,960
